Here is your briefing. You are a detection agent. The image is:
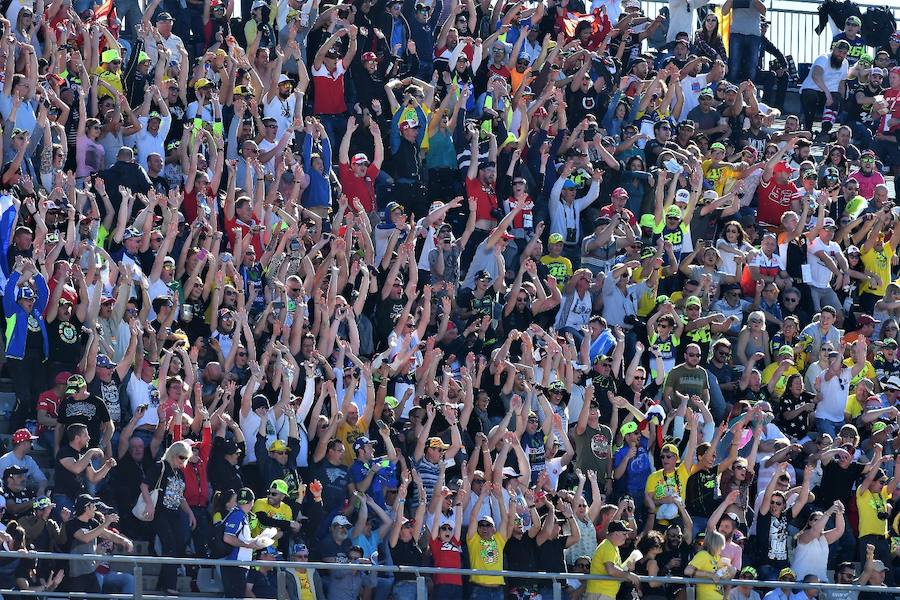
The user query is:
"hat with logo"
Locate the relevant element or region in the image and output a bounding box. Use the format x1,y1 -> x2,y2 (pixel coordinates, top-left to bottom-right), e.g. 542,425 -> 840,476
16,286 -> 35,301
268,439 -> 288,452
822,217 -> 838,230
778,567 -> 796,580
66,374 -> 87,395
845,15 -> 862,26
548,233 -> 565,244
353,436 -> 374,451
332,515 -> 352,527
97,354 -> 117,369
238,488 -> 255,504
665,205 -> 683,219
620,421 -> 639,436
3,465 -> 28,480
32,496 -> 55,510
74,494 -> 100,515
270,479 -> 289,495
351,153 -> 370,166
362,51 -> 378,62
399,119 -> 419,131
11,428 -> 37,445
872,421 -> 889,434
833,39 -> 851,51
193,78 -> 214,91
685,295 -> 702,308
607,520 -> 634,533
857,315 -> 880,327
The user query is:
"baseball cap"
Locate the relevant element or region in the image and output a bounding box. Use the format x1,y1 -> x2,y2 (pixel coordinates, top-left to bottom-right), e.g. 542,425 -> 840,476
123,226 -> 143,240
268,439 -> 288,452
833,39 -> 851,51
427,437 -> 450,449
562,179 -> 577,190
661,443 -> 680,457
353,436 -> 374,451
685,295 -> 702,308
237,488 -> 255,504
11,428 -> 37,445
475,270 -> 492,281
548,233 -> 565,244
822,217 -> 837,230
871,560 -> 889,572
96,354 -> 117,369
385,201 -> 405,214
221,439 -> 241,455
66,374 -> 87,394
845,15 -> 861,26
871,421 -> 888,434
55,371 -> 72,385
399,119 -> 419,131
32,496 -> 55,510
665,205 -> 683,219
857,315 -> 880,327
779,568 -> 796,580
777,345 -> 794,357
384,395 -> 399,409
101,49 -> 121,63
193,78 -> 214,90
478,515 -> 496,527
270,479 -> 289,495
3,465 -> 27,479
351,153 -> 370,166
607,520 -> 634,533
362,51 -> 378,62
16,287 -> 35,301
332,515 -> 352,527
612,187 -> 628,198
156,11 -> 174,21
74,494 -> 100,514
773,162 -> 794,175
620,421 -> 639,436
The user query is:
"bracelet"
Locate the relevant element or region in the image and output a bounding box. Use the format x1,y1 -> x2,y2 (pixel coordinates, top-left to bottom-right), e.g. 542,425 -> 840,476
398,499 -> 406,504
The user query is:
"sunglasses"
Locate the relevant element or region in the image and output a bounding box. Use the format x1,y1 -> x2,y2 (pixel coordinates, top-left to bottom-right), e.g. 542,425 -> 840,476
271,450 -> 288,456
178,455 -> 190,460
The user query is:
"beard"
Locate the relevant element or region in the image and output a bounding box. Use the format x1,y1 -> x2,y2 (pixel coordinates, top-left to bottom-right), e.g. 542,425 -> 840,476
332,529 -> 349,543
830,54 -> 844,69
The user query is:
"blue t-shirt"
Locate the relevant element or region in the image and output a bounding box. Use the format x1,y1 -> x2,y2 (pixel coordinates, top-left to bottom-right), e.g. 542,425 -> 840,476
222,508 -> 249,560
349,457 -> 396,509
614,437 -> 652,497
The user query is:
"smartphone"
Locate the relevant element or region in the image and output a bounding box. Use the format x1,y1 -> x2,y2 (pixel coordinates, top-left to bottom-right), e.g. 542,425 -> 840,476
197,248 -> 208,261
376,419 -> 386,429
273,300 -> 285,309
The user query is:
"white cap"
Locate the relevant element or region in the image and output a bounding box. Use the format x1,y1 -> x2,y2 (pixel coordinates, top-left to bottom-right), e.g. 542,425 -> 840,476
675,189 -> 691,204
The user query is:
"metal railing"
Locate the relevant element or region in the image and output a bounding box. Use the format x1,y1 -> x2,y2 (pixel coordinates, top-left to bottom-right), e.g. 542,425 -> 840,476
2,550 -> 900,600
639,0 -> 900,66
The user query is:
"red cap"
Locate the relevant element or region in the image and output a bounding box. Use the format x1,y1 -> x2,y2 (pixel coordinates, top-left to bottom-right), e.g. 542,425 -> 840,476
892,66 -> 900,76
55,371 -> 73,385
12,428 -> 37,445
772,162 -> 794,175
612,187 -> 628,198
362,51 -> 378,62
399,119 -> 419,131
351,152 -> 370,166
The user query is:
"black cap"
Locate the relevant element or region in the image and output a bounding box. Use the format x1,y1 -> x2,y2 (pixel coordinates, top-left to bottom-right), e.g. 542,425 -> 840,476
221,439 -> 241,455
74,494 -> 100,515
475,270 -> 492,281
3,465 -> 28,479
238,488 -> 256,504
156,11 -> 174,21
607,520 -> 634,533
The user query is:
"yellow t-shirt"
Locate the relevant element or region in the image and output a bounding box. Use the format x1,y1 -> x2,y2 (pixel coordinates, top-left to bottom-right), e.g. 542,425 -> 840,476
860,244 -> 895,297
645,464 -> 690,518
336,418 -> 370,466
251,499 -> 293,536
702,160 -> 739,196
689,550 -> 726,600
540,255 -> 573,289
761,363 -> 800,398
844,393 -> 868,420
291,570 -> 314,600
857,486 -> 892,538
467,533 -> 506,586
587,539 -> 624,596
843,358 -> 875,393
95,67 -> 124,98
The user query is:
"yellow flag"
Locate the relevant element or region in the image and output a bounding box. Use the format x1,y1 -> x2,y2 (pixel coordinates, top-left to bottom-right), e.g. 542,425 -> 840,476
717,7 -> 732,56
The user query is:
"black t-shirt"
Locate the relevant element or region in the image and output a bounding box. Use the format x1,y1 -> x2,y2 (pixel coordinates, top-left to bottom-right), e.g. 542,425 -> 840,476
776,392 -> 815,440
1,487 -> 35,523
177,295 -> 212,343
149,174 -> 171,196
535,535 -> 569,575
48,316 -> 84,368
246,569 -> 278,599
87,372 -> 125,427
685,467 -> 719,518
816,460 -> 864,507
503,533 -> 538,588
54,444 -> 88,498
313,534 -> 352,563
390,537 -> 424,580
57,394 -> 112,448
375,297 -> 405,345
457,288 -> 496,324
144,460 -> 186,514
24,311 -> 44,355
309,459 -> 350,513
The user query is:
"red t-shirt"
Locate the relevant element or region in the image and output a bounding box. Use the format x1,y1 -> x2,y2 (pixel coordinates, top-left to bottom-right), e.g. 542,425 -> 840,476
338,162 -> 380,213
36,390 -> 60,435
183,184 -> 214,224
312,63 -> 348,115
755,177 -> 798,227
225,213 -> 264,256
881,87 -> 900,133
466,177 -> 499,222
428,536 -> 462,585
599,205 -> 638,227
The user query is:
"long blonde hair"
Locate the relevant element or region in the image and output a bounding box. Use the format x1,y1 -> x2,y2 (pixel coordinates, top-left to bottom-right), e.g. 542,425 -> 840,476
163,440 -> 193,466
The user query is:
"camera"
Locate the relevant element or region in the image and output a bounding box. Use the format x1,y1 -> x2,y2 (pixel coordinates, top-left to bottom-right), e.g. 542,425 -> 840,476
490,207 -> 504,220
877,511 -> 890,520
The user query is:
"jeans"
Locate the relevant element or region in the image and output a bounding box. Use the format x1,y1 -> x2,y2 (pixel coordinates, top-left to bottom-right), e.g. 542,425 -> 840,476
706,372 -> 727,424
392,580 -> 417,600
809,285 -> 840,314
557,326 -> 586,348
815,417 -> 844,439
98,571 -> 135,594
469,585 -> 504,600
755,69 -> 788,111
190,506 -> 213,558
728,33 -> 762,83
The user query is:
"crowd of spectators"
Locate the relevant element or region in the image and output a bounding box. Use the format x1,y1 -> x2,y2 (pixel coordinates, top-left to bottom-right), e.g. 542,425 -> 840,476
0,0 -> 898,598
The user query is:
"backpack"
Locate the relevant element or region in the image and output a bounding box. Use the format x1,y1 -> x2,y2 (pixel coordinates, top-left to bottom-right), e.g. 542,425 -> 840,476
209,508 -> 243,559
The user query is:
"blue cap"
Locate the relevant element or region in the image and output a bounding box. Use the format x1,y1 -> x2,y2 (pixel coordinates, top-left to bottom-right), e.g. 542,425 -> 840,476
16,287 -> 35,301
261,546 -> 282,558
562,179 -> 577,189
291,543 -> 309,556
96,354 -> 117,369
353,436 -> 373,451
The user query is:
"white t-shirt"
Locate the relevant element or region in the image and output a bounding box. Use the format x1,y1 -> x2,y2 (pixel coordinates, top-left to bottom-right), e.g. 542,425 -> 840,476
127,375 -> 159,429
800,54 -> 849,93
680,74 -> 709,118
263,94 -> 298,139
815,367 -> 851,422
135,115 -> 172,168
806,237 -> 842,289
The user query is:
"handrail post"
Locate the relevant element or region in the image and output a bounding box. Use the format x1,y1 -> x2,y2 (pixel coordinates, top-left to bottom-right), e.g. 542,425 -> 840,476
133,565 -> 143,600
415,573 -> 427,600
277,566 -> 287,600
553,579 -> 562,600
686,582 -> 696,600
